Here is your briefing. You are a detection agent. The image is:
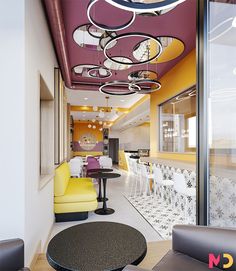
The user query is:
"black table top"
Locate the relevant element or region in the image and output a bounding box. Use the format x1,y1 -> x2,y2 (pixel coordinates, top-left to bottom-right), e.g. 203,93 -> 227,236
47,222 -> 147,271
88,172 -> 121,179
87,168 -> 113,173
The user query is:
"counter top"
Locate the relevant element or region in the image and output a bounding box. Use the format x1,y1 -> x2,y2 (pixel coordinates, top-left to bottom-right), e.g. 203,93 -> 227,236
141,157 -> 196,171
141,156 -> 236,180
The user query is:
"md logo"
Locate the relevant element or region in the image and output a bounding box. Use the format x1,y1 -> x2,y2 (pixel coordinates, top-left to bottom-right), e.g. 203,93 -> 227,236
209,253 -> 234,269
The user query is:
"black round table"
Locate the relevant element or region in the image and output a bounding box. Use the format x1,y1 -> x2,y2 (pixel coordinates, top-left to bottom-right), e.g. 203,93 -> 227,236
47,222 -> 147,271
87,168 -> 113,202
89,172 -> 121,215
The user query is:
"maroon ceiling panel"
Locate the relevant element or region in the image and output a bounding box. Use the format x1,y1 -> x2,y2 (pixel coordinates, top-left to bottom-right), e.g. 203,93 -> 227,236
44,0 -> 196,90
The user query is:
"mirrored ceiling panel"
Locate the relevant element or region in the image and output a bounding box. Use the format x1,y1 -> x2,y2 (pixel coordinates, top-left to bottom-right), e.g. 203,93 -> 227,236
150,36 -> 185,63
73,23 -> 117,51
73,64 -> 112,79
104,33 -> 162,66
104,57 -> 133,70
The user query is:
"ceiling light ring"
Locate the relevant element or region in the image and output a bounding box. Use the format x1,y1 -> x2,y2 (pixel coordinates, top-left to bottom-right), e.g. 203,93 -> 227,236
129,79 -> 161,93
87,66 -> 113,79
72,64 -> 99,76
104,33 -> 163,66
73,23 -> 105,51
149,35 -> 185,64
99,31 -> 118,50
87,0 -> 136,32
128,70 -> 158,81
99,81 -> 140,96
87,23 -> 107,39
104,0 -> 186,13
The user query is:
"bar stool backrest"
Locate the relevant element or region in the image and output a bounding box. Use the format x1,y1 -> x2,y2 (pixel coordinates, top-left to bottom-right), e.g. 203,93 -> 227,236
173,172 -> 187,194
139,163 -> 148,177
152,164 -> 163,184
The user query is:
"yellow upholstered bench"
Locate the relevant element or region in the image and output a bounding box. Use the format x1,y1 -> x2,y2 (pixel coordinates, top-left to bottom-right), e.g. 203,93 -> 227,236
54,162 -> 98,222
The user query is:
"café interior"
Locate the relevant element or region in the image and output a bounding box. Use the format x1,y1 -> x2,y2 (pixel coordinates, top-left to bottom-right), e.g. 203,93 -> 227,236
1,0 -> 236,270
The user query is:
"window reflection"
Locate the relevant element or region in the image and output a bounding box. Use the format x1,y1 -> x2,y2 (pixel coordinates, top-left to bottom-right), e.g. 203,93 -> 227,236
159,86 -> 196,153
208,0 -> 236,228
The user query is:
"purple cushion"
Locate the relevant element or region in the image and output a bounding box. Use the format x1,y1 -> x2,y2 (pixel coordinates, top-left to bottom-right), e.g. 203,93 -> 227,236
86,157 -> 100,175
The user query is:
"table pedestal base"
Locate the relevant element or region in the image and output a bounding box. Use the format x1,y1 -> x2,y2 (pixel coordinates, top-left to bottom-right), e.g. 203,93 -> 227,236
95,208 -> 115,215
97,197 -> 108,202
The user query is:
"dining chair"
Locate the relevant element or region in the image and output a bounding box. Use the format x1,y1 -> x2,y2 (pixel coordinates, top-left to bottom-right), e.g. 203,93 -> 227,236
99,156 -> 113,168
69,158 -> 82,177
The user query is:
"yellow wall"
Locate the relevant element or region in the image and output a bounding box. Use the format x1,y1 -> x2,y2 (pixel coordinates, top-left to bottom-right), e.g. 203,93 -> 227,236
150,49 -> 196,162
73,122 -> 103,141
73,122 -> 103,156
119,150 -> 128,171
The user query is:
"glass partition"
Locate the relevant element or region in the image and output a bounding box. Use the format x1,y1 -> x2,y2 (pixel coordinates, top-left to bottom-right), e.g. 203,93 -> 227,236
207,0 -> 236,228
159,86 -> 196,153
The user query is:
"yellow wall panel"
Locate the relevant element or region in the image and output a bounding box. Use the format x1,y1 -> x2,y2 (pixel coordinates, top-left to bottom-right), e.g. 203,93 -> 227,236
150,49 -> 196,162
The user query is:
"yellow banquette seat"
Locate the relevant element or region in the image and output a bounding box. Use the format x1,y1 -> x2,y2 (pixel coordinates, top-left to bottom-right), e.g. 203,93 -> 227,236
54,162 -> 98,222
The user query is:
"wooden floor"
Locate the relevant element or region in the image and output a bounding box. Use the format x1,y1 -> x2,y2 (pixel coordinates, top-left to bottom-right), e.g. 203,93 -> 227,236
32,240 -> 171,271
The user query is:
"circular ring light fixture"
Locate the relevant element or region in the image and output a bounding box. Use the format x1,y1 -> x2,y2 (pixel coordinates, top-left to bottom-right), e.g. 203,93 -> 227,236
104,0 -> 186,12
137,6 -> 175,16
104,57 -> 133,70
99,81 -> 140,96
128,70 -> 158,81
73,64 -> 98,77
87,0 -> 136,31
99,31 -> 118,50
129,79 -> 161,93
73,24 -> 105,51
88,67 -> 112,79
104,33 -> 162,66
87,24 -> 106,39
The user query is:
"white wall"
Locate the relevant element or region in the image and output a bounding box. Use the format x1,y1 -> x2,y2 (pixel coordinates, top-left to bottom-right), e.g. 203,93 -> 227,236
111,124 -> 150,151
0,0 -> 25,241
0,0 -> 57,266
24,0 -> 57,265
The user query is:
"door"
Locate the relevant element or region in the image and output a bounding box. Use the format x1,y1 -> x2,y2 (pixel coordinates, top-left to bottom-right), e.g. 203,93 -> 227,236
109,138 -> 119,164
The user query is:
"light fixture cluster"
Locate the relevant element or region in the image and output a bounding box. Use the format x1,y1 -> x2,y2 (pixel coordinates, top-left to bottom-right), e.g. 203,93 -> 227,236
71,0 -> 187,96
88,119 -> 108,131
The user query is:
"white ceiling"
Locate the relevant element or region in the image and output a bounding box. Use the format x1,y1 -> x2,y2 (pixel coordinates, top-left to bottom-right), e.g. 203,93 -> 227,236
71,111 -> 122,122
66,88 -> 145,108
111,99 -> 150,131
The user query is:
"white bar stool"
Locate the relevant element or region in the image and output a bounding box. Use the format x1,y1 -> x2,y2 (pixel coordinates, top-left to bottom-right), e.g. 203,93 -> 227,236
152,164 -> 174,204
138,163 -> 153,196
173,172 -> 196,223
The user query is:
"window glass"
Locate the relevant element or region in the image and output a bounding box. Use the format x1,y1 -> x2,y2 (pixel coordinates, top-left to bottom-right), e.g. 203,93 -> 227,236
159,86 -> 196,153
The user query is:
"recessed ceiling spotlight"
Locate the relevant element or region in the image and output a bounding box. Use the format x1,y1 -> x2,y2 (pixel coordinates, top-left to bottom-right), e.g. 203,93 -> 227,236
84,97 -> 88,100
